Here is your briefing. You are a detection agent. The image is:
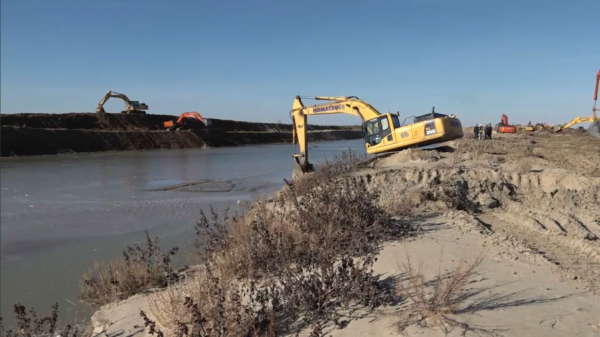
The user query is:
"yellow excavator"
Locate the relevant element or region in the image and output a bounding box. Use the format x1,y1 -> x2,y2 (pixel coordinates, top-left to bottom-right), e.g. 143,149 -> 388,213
555,69 -> 600,138
96,91 -> 149,114
291,96 -> 464,173
525,122 -> 552,132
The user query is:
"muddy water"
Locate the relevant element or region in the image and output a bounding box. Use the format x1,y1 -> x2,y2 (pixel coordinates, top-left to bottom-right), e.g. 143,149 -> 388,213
0,139 -> 365,326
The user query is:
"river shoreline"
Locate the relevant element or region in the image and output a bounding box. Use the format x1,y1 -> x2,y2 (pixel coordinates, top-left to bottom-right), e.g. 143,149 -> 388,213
0,113 -> 362,157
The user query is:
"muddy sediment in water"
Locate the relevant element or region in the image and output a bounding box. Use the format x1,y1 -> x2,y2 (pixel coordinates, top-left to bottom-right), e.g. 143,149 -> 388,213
0,113 -> 362,156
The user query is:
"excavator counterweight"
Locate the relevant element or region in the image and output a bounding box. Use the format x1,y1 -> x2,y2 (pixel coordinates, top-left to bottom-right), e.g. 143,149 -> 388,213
291,96 -> 464,174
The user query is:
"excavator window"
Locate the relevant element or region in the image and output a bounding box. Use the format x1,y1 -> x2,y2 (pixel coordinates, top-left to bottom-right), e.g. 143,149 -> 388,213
380,116 -> 392,139
391,115 -> 401,128
365,119 -> 383,146
381,117 -> 390,131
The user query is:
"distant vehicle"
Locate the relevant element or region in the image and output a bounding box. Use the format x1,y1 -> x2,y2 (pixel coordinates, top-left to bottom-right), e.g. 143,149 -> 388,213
497,114 -> 517,133
163,112 -> 206,130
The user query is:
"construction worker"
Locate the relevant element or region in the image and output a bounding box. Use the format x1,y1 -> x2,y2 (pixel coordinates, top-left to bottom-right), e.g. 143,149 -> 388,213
485,123 -> 492,139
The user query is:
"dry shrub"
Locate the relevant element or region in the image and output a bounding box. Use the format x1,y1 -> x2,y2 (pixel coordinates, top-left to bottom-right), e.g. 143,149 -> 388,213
396,249 -> 486,331
198,179 -> 407,279
317,150 -> 366,176
79,231 -> 179,305
0,303 -> 91,337
145,255 -> 389,337
144,177 -> 407,336
277,254 -> 391,331
285,151 -> 366,197
144,265 -> 276,337
193,203 -> 296,279
441,181 -> 479,213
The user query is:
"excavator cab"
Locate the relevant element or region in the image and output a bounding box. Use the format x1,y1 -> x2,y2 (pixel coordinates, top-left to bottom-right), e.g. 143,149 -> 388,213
130,101 -> 148,110
364,115 -> 395,146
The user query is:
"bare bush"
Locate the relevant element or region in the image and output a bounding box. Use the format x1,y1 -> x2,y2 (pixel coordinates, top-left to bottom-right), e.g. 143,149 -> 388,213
277,254 -> 391,332
396,249 -> 486,331
144,175 -> 408,336
195,179 -> 408,279
285,151 -> 366,197
317,150 -> 366,176
144,265 -> 276,337
79,231 -> 179,305
0,303 -> 91,337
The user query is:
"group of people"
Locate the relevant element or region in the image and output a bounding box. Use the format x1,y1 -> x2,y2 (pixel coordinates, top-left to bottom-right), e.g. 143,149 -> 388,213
473,123 -> 493,140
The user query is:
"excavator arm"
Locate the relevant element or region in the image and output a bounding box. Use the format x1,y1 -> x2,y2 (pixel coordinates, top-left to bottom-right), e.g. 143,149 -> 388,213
556,69 -> 600,138
291,96 -> 383,172
557,116 -> 597,131
176,112 -> 205,125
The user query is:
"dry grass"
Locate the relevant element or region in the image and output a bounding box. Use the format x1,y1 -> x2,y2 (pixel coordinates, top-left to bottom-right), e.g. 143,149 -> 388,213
284,151 -> 366,197
145,265 -> 275,337
143,174 -> 408,336
0,303 -> 91,337
79,231 -> 179,305
194,178 -> 406,280
396,248 -> 486,331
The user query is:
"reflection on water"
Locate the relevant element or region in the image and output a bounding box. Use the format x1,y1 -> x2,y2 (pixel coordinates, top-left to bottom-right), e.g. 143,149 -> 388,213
0,139 -> 365,326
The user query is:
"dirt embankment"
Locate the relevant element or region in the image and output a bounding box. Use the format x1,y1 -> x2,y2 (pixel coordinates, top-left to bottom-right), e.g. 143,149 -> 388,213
364,132 -> 600,293
0,113 -> 362,156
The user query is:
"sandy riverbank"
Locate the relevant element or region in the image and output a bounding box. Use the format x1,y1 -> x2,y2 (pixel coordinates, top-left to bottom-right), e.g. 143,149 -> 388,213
88,130 -> 600,336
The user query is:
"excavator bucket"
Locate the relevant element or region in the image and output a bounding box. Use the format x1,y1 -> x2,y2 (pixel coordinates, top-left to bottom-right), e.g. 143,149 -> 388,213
588,120 -> 600,138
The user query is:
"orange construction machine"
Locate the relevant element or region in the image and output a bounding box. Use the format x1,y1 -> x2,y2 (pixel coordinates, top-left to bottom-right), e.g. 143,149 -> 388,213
498,114 -> 517,133
163,112 -> 206,130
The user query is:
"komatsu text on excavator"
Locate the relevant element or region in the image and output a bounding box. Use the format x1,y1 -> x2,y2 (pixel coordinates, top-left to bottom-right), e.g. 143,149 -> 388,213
96,91 -> 149,114
291,96 -> 464,173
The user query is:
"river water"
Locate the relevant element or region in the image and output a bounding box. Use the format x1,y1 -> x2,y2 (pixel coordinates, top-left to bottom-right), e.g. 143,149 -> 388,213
0,139 -> 365,326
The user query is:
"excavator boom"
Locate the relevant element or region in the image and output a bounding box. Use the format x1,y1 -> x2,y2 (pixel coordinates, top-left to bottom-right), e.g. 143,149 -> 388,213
291,96 -> 464,173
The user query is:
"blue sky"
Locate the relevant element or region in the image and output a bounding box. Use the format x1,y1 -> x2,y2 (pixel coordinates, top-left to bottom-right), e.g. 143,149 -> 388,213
1,0 -> 599,126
